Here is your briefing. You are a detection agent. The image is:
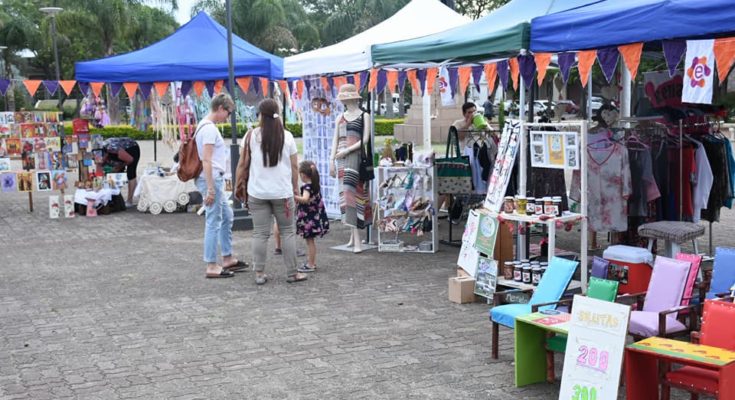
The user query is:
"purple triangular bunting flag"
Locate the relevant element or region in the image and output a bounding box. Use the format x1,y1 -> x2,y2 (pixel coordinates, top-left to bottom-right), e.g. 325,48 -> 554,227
417,69 -> 427,96
205,81 -> 215,97
376,70 -> 387,95
78,81 -> 90,96
180,81 -> 192,97
471,66 -> 483,91
497,60 -> 509,91
558,52 -> 576,84
359,71 -> 368,92
663,40 -> 687,77
0,79 -> 11,96
304,79 -> 311,97
346,75 -> 355,85
42,80 -> 59,96
327,76 -> 335,97
398,71 -> 407,94
109,82 -> 123,98
597,47 -> 619,83
518,55 -> 537,89
449,67 -> 459,98
139,82 -> 153,100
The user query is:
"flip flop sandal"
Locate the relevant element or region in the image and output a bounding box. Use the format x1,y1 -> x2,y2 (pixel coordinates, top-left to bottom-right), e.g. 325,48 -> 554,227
224,260 -> 249,271
274,248 -> 283,255
286,274 -> 308,283
298,264 -> 317,273
206,269 -> 235,279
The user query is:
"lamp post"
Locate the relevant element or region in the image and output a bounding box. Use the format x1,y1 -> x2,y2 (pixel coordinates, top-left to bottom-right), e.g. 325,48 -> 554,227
40,7 -> 63,110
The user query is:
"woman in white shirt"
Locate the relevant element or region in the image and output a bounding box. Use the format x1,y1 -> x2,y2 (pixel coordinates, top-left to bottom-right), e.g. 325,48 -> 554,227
195,93 -> 246,279
239,99 -> 307,285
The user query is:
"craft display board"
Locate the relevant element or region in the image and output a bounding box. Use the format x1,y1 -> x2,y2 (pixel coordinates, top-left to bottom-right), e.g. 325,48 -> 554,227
457,209 -> 500,292
484,120 -> 521,211
559,295 -> 631,400
529,130 -> 580,170
474,256 -> 498,298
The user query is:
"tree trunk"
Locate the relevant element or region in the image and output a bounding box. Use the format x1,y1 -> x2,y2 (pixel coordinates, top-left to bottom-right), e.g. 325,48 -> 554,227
5,58 -> 15,112
398,88 -> 405,118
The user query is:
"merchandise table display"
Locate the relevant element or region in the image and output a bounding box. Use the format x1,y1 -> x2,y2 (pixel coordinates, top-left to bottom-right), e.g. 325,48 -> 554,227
134,174 -> 197,215
376,165 -> 437,253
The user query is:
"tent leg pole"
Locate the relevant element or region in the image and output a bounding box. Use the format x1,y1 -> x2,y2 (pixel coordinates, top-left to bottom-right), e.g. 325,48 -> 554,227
622,64 -> 632,118
517,75 -> 526,260
422,91 -> 431,151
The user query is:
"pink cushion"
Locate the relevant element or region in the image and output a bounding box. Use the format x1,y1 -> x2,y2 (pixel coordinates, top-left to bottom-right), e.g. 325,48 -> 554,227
666,366 -> 719,395
642,256 -> 690,313
628,310 -> 687,337
675,253 -> 702,308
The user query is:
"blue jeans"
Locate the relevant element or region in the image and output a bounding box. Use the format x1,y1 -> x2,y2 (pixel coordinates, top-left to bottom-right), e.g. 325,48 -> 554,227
196,175 -> 233,264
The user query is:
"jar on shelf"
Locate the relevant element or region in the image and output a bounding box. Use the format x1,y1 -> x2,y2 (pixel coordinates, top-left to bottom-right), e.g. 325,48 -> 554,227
543,197 -> 554,215
552,196 -> 562,217
526,197 -> 536,215
513,264 -> 523,282
531,267 -> 542,285
503,261 -> 514,280
534,199 -> 544,215
515,196 -> 527,215
503,196 -> 515,213
522,265 -> 532,284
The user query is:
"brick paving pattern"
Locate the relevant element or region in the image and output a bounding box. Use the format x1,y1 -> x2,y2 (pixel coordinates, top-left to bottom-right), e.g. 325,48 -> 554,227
0,187 -> 713,399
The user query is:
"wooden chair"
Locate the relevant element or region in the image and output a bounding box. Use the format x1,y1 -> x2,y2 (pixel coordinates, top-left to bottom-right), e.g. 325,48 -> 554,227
662,297 -> 735,400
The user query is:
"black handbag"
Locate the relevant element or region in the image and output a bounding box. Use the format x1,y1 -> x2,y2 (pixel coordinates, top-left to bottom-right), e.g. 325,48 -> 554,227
358,116 -> 375,181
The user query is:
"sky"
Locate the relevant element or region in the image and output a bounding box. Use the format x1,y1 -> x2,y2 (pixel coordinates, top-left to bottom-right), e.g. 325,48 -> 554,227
170,0 -> 198,25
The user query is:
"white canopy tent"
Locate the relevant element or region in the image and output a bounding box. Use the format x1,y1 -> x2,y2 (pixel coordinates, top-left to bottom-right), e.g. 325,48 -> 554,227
284,0 -> 469,77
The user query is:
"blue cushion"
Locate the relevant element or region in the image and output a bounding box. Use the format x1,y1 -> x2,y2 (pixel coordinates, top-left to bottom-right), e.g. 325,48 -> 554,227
530,257 -> 579,308
490,303 -> 532,328
707,247 -> 735,299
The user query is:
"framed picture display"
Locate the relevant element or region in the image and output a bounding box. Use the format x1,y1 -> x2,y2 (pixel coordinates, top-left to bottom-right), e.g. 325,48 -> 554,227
530,130 -> 580,170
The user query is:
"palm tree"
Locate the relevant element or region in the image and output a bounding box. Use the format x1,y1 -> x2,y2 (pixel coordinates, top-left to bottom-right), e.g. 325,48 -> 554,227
0,0 -> 41,111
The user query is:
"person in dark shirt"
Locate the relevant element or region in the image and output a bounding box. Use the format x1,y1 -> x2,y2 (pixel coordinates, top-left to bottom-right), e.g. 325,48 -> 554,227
98,137 -> 140,206
482,96 -> 494,121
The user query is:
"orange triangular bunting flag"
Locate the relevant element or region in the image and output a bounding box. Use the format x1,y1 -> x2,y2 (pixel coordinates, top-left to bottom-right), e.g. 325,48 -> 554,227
123,82 -> 138,98
259,78 -> 269,96
89,82 -> 104,97
577,50 -> 597,88
714,38 -> 735,83
333,76 -> 347,90
534,53 -> 553,86
236,77 -> 251,94
458,66 -> 472,97
618,43 -> 644,81
278,80 -> 289,96
296,80 -> 305,99
368,69 -> 379,92
193,81 -> 205,97
509,58 -> 520,90
426,67 -> 438,94
213,80 -> 224,94
406,70 -> 420,95
385,71 -> 398,94
58,80 -> 77,96
484,64 -> 497,95
154,82 -> 169,97
354,73 -> 361,91
23,80 -> 42,96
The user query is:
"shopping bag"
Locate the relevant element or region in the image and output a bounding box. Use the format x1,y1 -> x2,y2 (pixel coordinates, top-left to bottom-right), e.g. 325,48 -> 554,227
436,126 -> 472,194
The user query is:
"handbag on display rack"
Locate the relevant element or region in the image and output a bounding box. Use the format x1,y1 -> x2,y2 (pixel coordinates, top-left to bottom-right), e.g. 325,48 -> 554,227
358,120 -> 375,181
436,126 -> 472,194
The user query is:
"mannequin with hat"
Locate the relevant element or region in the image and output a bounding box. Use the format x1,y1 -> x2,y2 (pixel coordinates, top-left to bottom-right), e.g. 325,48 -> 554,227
330,84 -> 372,253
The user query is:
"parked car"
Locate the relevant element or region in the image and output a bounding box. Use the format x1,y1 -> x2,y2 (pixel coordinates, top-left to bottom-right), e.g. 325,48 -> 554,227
555,100 -> 579,116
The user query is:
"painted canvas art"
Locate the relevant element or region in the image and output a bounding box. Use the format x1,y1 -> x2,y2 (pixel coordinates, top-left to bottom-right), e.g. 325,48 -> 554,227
36,170 -> 51,191
1,172 -> 16,193
17,171 -> 33,192
0,157 -> 10,171
49,196 -> 60,219
52,170 -> 67,191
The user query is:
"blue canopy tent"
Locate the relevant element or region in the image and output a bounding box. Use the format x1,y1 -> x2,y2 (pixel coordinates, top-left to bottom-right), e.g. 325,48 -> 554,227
75,11 -> 283,82
530,0 -> 735,52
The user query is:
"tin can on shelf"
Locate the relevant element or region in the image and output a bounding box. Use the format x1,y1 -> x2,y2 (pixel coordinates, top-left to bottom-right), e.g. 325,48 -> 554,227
503,261 -> 515,280
503,196 -> 515,213
526,197 -> 536,215
515,196 -> 527,215
532,267 -> 542,285
522,266 -> 532,284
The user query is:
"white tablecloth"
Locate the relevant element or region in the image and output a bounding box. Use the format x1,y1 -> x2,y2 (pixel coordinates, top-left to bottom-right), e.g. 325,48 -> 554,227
135,174 -> 197,210
74,188 -> 121,207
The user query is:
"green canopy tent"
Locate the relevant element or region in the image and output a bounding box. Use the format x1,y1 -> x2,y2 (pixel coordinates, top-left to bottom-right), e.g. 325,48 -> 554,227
371,0 -> 599,66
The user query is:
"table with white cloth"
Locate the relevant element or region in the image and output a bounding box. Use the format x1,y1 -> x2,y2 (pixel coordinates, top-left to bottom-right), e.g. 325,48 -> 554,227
134,174 -> 198,214
74,188 -> 121,207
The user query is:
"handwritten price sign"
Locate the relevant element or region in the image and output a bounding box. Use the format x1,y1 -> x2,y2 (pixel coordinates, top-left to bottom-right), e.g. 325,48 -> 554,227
559,296 -> 631,400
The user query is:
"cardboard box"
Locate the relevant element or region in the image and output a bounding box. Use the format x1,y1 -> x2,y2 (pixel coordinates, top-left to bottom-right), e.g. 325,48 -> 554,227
448,277 -> 477,304
456,267 -> 471,278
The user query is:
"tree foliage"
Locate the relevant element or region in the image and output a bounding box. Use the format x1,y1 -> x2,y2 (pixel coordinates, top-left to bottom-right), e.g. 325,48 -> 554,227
454,0 -> 511,19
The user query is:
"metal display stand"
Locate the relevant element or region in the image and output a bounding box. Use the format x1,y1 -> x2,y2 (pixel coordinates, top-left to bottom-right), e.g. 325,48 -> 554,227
376,165 -> 438,253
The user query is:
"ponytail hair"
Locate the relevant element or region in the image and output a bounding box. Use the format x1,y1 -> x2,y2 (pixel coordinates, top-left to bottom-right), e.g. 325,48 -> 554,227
298,160 -> 320,195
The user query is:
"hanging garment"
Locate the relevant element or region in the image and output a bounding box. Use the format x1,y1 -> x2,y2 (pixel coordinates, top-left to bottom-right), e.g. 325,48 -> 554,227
627,148 -> 659,217
651,141 -> 670,221
571,142 -> 632,233
669,146 -> 696,221
723,139 -> 735,208
465,145 -> 486,194
701,136 -> 730,222
689,137 -> 714,223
